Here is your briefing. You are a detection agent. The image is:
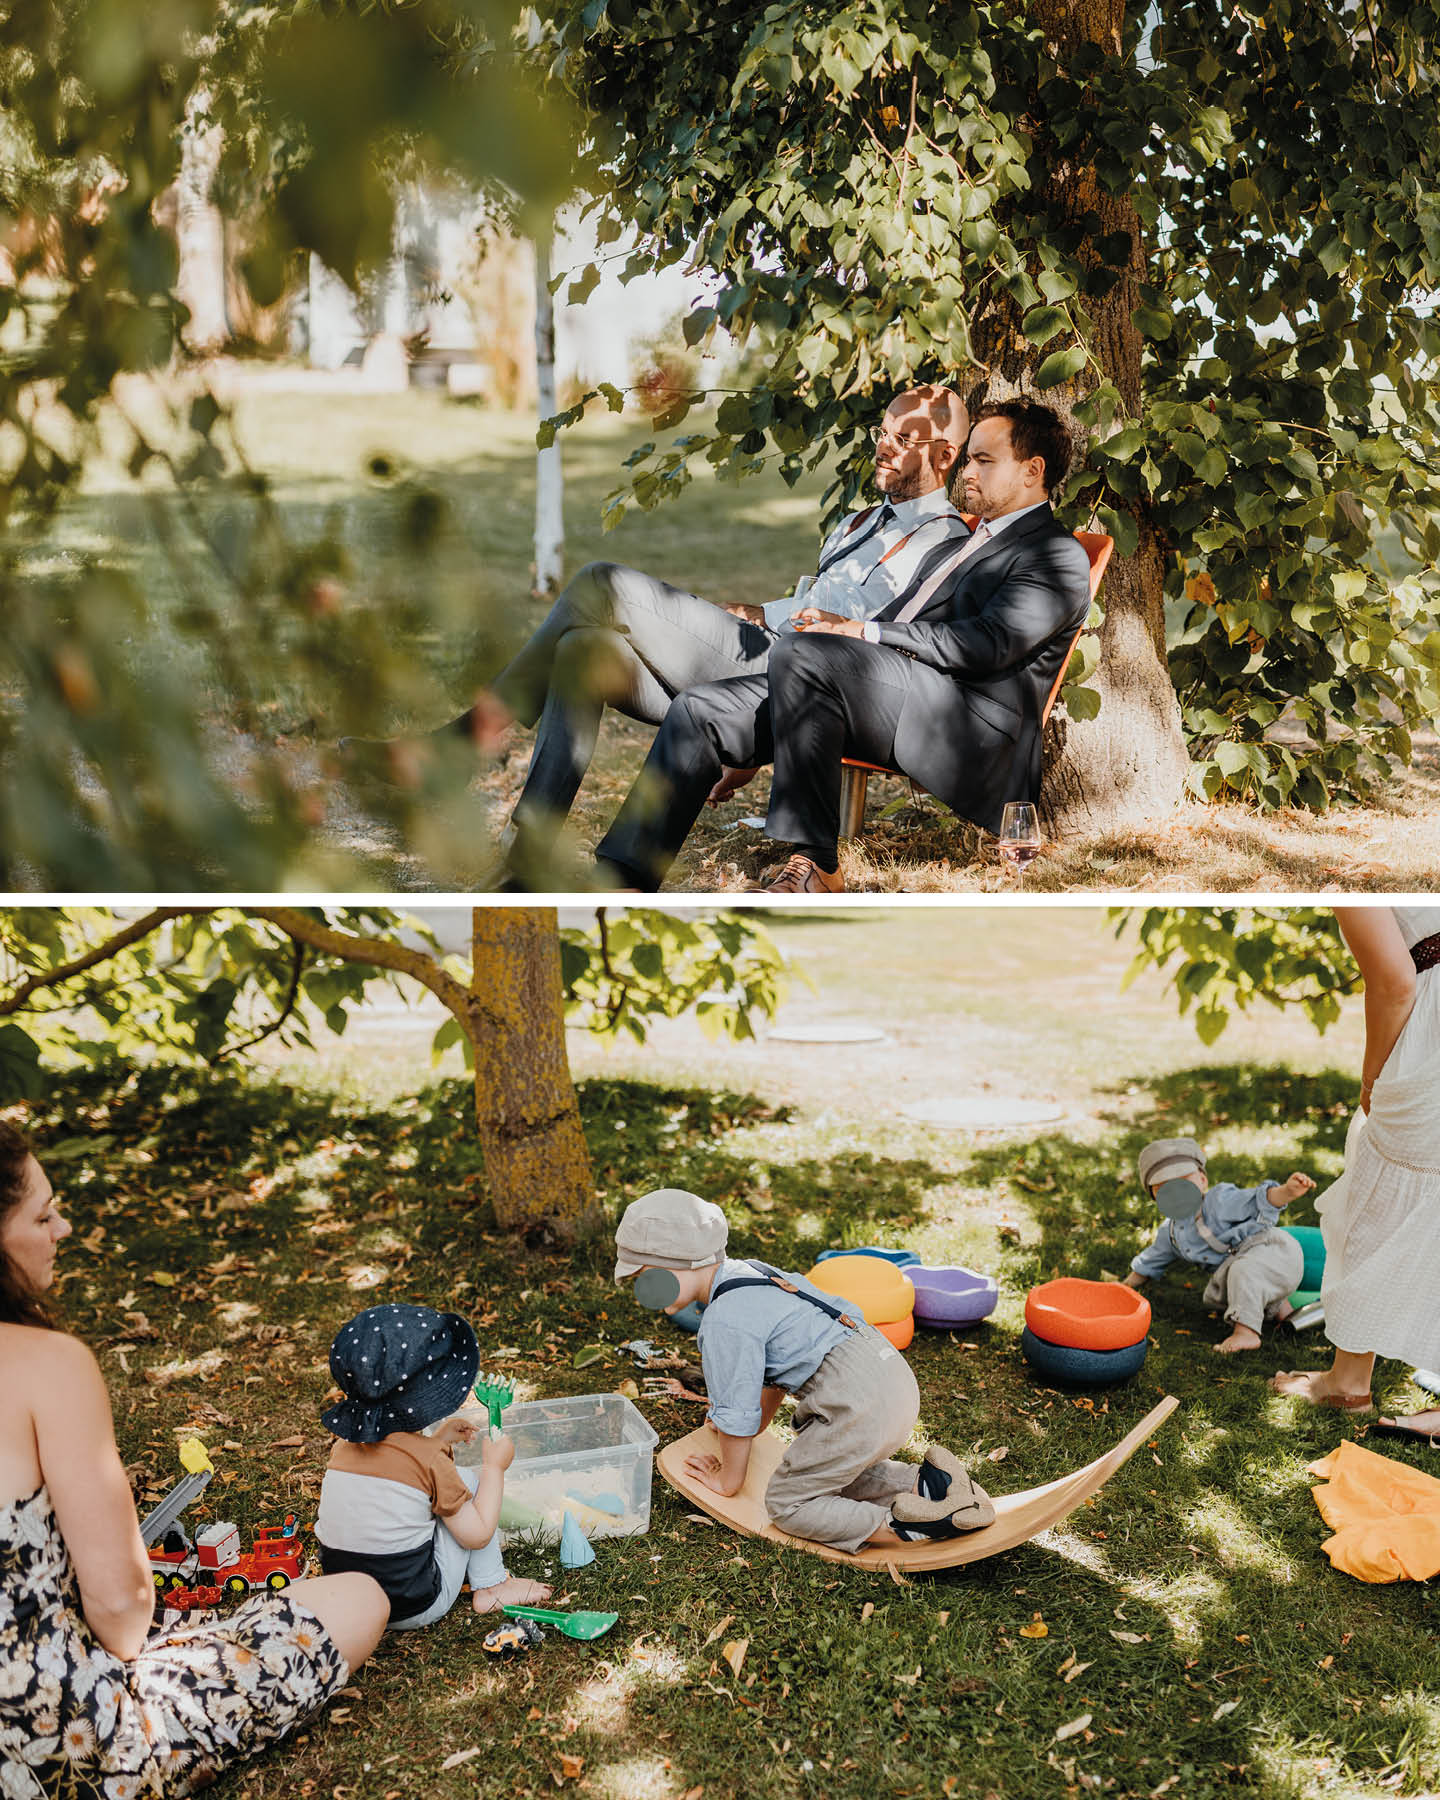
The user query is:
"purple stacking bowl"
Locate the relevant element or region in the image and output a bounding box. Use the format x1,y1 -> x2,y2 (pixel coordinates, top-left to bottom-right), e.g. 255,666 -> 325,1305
909,1266 -> 1000,1328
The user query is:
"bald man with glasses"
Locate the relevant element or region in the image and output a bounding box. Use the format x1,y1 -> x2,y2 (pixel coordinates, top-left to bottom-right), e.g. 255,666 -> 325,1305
343,387 -> 969,887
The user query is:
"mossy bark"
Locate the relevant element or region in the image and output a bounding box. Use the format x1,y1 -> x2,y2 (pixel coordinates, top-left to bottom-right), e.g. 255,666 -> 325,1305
469,908 -> 597,1234
972,0 -> 1191,834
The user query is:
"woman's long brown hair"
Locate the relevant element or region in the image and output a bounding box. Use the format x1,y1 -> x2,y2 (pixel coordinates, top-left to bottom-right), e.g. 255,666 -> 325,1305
0,1119 -> 54,1329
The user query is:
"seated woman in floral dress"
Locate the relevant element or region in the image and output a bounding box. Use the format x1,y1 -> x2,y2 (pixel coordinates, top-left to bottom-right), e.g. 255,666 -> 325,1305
0,1118 -> 389,1797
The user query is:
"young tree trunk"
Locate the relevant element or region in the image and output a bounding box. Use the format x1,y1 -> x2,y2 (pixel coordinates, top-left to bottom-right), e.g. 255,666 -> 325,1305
974,0 -> 1190,834
245,907 -> 596,1235
468,907 -> 596,1235
174,87 -> 230,353
533,234 -> 565,595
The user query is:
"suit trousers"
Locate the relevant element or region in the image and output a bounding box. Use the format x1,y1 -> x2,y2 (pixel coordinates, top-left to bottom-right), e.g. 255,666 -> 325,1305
596,632 -> 920,888
488,562 -> 776,864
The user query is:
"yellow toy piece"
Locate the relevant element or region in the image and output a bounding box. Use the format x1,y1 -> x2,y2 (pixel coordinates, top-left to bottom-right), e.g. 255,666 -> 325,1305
804,1255 -> 915,1327
178,1438 -> 214,1476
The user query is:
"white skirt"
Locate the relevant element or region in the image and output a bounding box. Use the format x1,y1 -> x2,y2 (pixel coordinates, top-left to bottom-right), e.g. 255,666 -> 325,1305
1317,965 -> 1440,1369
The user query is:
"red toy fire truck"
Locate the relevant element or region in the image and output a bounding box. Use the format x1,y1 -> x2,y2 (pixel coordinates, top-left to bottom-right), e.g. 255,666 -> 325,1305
141,1440 -> 307,1600
148,1515 -> 306,1597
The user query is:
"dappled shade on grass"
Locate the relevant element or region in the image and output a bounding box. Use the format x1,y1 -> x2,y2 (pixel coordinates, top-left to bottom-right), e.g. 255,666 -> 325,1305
20,1058 -> 1440,1799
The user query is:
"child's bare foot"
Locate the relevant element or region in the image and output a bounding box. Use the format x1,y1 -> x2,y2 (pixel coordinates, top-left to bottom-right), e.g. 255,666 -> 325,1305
1214,1324 -> 1262,1354
471,1576 -> 552,1614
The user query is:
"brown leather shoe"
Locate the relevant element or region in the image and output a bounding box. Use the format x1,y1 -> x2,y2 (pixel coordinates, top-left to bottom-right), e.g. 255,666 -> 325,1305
752,854 -> 845,894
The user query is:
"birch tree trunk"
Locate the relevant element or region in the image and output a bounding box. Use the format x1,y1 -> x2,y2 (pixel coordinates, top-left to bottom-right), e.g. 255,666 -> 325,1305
533,234 -> 565,595
174,87 -> 229,353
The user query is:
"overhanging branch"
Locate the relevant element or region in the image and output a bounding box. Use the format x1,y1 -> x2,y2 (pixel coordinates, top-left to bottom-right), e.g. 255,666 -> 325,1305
0,908 -> 194,1018
249,908 -> 476,1027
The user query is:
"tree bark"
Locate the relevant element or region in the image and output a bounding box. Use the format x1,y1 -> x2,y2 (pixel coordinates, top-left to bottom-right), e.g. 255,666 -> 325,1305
174,87 -> 230,354
972,0 -> 1190,833
533,234 -> 565,596
254,908 -> 596,1233
469,908 -> 596,1235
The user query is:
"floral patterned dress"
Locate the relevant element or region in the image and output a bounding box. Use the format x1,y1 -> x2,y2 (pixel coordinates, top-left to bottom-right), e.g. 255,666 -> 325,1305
1,1484 -> 348,1798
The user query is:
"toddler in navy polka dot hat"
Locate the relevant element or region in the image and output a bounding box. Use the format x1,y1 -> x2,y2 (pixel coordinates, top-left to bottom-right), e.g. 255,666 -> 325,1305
314,1304 -> 550,1626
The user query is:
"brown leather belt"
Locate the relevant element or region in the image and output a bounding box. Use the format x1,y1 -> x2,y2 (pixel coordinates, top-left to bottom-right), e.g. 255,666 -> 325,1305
1411,932 -> 1440,973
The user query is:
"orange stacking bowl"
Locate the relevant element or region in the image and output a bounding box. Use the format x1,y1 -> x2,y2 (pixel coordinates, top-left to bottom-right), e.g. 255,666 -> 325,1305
1024,1278 -> 1151,1351
806,1255 -> 915,1352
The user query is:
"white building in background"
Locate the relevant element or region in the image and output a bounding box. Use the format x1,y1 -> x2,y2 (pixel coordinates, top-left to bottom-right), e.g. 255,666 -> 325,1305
300,194 -> 711,398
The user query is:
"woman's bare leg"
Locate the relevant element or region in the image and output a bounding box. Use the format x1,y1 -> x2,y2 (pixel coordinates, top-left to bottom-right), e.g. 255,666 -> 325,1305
285,1572 -> 388,1671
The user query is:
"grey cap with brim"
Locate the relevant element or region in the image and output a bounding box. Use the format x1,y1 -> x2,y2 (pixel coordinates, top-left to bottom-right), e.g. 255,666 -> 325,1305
1137,1136 -> 1206,1191
614,1186 -> 728,1280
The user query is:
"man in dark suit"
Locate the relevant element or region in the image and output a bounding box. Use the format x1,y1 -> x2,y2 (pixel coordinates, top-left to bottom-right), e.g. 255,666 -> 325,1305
594,400 -> 1092,892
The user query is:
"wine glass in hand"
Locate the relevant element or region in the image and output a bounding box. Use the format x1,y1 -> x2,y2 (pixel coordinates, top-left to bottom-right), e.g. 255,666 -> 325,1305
997,802 -> 1042,887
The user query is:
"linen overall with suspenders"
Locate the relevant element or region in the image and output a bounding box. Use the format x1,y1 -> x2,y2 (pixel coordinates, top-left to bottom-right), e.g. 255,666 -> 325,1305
1184,1212 -> 1305,1335
703,1263 -> 923,1554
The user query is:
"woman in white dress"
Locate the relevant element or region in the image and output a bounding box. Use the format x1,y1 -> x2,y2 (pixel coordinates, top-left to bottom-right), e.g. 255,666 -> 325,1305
1272,905 -> 1440,1426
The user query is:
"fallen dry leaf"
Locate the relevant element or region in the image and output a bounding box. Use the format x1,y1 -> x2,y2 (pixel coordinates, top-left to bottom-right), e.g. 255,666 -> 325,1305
1055,1713 -> 1093,1743
986,1446 -> 1010,1462
703,1615 -> 733,1648
1212,1699 -> 1239,1720
557,1752 -> 584,1780
1020,1615 -> 1049,1638
861,1602 -> 875,1622
440,1747 -> 481,1771
1110,1629 -> 1147,1645
268,1435 -> 305,1449
1064,1661 -> 1095,1684
721,1638 -> 749,1679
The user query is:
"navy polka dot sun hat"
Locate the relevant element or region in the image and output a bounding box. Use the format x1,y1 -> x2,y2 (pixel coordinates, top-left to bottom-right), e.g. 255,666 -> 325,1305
322,1303 -> 480,1443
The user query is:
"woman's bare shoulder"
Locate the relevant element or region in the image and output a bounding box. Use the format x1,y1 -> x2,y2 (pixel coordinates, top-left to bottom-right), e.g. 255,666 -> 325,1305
0,1324 -> 100,1389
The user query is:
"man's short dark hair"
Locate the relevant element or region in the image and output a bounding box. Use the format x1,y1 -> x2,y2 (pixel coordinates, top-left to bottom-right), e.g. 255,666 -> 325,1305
973,400 -> 1074,495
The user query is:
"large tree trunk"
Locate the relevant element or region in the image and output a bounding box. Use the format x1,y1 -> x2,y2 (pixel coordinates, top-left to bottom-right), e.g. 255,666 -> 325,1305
469,908 -> 595,1235
532,235 -> 565,595
974,0 -> 1190,834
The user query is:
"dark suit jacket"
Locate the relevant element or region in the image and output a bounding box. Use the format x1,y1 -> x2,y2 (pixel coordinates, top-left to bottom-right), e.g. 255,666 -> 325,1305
871,502 -> 1092,835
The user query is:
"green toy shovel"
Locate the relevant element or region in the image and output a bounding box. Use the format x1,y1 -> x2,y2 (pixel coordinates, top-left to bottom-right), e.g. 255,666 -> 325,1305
501,1604 -> 618,1641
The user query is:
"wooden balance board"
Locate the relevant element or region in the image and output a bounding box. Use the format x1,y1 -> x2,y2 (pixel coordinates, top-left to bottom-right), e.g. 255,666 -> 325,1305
657,1394 -> 1179,1573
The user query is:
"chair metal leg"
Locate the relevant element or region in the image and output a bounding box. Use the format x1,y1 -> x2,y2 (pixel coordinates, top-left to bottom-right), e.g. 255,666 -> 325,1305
838,766 -> 869,840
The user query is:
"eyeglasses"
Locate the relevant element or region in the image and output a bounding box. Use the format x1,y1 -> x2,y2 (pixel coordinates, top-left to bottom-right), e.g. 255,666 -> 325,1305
869,425 -> 940,450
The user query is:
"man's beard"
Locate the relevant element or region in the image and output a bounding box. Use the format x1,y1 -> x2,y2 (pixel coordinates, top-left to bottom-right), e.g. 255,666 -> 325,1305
878,463 -> 925,502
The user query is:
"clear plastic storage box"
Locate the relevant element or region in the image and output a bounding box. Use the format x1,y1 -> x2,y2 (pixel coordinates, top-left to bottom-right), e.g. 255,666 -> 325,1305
456,1392 -> 659,1542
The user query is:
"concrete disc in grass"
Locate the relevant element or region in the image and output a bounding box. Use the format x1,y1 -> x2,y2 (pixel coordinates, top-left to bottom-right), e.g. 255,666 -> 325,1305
900,1097 -> 1066,1130
769,1022 -> 891,1045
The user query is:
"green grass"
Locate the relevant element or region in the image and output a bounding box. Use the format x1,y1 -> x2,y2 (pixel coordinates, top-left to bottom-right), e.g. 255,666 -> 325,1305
24,917 -> 1440,1800
12,379 -> 1440,891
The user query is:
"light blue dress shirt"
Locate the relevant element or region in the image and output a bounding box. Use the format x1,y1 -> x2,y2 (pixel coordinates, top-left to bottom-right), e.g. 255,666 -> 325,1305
1130,1179 -> 1284,1279
761,487 -> 967,632
696,1258 -> 853,1438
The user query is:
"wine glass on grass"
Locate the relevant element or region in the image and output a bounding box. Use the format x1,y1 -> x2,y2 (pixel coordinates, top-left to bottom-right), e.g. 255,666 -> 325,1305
997,802 -> 1042,888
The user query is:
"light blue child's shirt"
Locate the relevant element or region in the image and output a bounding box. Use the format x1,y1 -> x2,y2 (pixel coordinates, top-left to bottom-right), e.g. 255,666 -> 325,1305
1131,1179 -> 1284,1279
696,1257 -> 852,1438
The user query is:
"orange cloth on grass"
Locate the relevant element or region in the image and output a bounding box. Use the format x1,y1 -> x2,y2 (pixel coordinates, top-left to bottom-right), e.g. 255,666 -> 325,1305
1306,1439 -> 1440,1583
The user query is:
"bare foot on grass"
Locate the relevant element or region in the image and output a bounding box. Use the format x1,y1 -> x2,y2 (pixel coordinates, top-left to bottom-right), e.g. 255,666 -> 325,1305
1214,1324 -> 1262,1354
472,1576 -> 553,1614
1270,1369 -> 1373,1411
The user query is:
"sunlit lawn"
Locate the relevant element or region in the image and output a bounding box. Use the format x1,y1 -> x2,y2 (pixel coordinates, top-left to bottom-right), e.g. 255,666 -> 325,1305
15,377 -> 1440,892
31,907 -> 1440,1800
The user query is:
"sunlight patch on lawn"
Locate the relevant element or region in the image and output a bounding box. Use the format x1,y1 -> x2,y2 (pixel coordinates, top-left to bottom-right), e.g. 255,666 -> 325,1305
1181,1493 -> 1299,1583
588,1754 -> 682,1800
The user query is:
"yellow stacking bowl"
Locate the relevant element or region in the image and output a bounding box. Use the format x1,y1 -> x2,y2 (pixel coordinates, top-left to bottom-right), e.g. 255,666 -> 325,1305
805,1255 -> 916,1327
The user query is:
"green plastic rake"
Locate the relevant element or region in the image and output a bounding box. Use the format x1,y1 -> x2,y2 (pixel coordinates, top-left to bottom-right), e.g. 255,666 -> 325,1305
473,1371 -> 516,1435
